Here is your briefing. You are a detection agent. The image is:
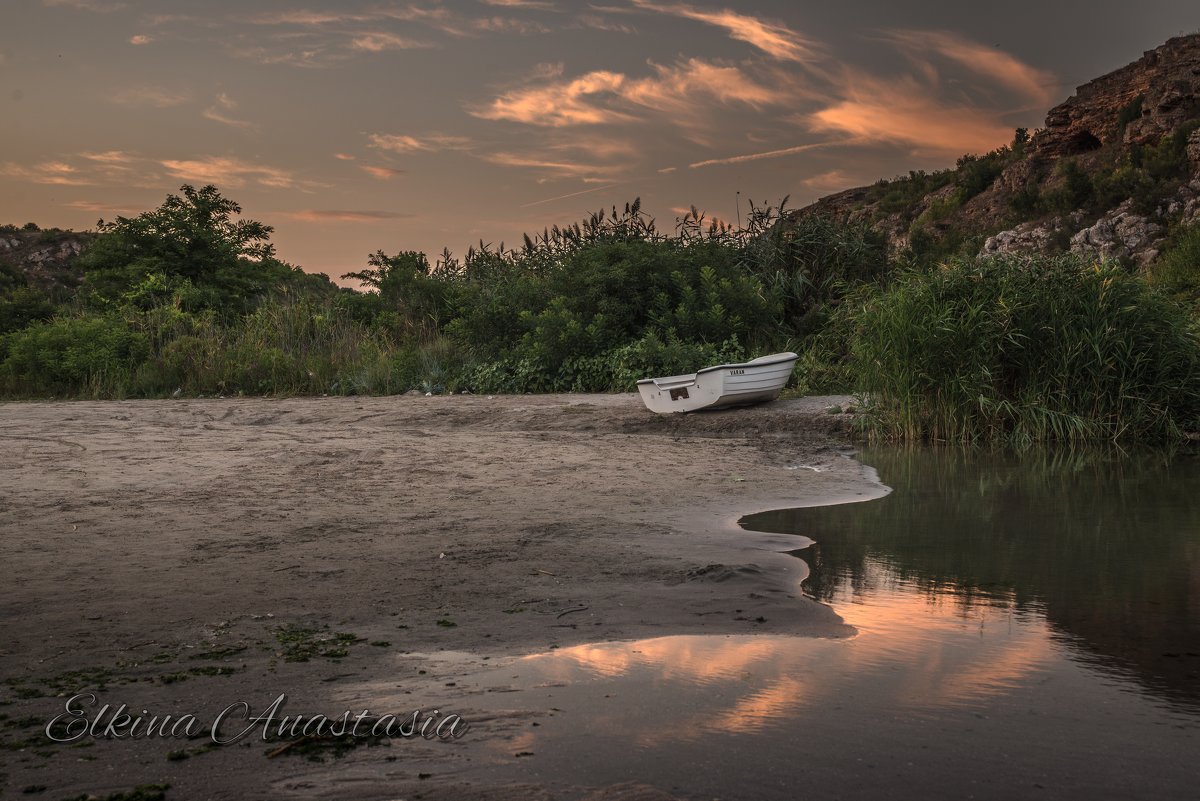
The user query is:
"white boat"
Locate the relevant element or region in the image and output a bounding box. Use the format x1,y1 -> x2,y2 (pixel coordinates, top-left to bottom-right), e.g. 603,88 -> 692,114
636,352 -> 799,414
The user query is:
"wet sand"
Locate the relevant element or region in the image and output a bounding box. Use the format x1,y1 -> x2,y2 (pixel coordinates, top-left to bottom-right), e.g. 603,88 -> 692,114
0,393 -> 879,799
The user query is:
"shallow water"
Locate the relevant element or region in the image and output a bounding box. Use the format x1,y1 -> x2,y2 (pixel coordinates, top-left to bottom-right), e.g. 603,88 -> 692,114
408,448 -> 1200,799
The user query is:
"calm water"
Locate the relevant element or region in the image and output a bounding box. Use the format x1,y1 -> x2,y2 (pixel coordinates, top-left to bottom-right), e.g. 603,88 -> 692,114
411,448 -> 1200,800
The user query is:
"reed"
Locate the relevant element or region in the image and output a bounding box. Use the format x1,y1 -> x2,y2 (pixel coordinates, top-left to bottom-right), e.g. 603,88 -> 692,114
848,254 -> 1200,443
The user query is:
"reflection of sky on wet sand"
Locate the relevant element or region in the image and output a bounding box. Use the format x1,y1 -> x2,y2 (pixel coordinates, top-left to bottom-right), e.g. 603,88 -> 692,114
456,548 -> 1197,799
515,560 -> 1055,747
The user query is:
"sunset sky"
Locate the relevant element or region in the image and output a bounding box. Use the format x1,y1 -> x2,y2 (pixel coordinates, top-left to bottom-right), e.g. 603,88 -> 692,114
2,1 -> 1197,281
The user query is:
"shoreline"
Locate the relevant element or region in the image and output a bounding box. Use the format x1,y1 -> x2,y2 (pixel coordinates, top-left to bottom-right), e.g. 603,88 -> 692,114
0,393 -> 884,799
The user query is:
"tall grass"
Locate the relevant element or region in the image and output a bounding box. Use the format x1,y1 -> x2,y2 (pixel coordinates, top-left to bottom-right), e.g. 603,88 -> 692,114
849,254 -> 1200,443
0,297 -> 460,398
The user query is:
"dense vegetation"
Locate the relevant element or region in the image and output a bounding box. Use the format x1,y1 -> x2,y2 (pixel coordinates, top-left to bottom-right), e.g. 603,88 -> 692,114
847,256 -> 1200,442
2,183 -> 1199,443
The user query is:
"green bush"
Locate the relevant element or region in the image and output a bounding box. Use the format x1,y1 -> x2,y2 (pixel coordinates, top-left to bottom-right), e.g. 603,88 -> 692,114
848,255 -> 1200,443
955,151 -> 1007,203
2,315 -> 149,396
465,332 -> 746,394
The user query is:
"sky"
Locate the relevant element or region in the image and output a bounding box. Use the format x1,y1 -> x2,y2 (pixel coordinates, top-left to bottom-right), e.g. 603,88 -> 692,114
1,1 -> 1197,283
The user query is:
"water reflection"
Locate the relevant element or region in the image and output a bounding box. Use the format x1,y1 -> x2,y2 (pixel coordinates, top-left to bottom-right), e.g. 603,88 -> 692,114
742,446 -> 1200,711
378,448 -> 1200,799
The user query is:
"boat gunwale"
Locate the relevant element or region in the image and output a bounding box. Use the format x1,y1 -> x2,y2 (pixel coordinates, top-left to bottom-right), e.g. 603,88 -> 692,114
635,352 -> 798,386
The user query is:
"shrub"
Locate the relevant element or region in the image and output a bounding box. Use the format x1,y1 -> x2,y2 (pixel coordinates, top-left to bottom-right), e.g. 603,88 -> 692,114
848,255 -> 1200,443
1,314 -> 149,396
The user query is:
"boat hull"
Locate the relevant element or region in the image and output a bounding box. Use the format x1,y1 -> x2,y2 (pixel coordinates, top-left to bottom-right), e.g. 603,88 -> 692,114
636,352 -> 799,414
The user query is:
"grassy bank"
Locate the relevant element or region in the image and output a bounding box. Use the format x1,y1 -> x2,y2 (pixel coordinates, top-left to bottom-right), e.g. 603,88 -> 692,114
2,185 -> 1199,443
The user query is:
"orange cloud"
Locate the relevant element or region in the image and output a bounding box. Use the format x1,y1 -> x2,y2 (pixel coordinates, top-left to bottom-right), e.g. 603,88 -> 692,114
159,156 -> 302,189
287,209 -> 411,222
473,59 -> 787,128
0,161 -> 92,186
799,169 -> 857,191
480,0 -> 558,8
129,34 -> 152,45
625,58 -> 788,111
631,0 -> 819,62
886,29 -> 1058,108
368,133 -> 472,153
361,165 -> 404,179
474,70 -> 631,126
79,150 -> 136,165
64,199 -> 141,213
810,75 -> 1015,156
248,10 -> 372,26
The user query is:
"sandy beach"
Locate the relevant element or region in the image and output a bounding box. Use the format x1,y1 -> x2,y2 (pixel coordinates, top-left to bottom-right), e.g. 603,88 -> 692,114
0,393 -> 883,800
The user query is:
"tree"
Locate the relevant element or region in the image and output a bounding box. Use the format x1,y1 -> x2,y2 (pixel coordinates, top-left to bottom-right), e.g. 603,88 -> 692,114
341,251 -> 447,339
79,184 -> 293,314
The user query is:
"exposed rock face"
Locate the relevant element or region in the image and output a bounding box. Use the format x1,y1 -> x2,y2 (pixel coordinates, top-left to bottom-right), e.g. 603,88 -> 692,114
793,34 -> 1200,267
0,230 -> 93,290
1035,36 -> 1200,159
1069,202 -> 1164,268
981,216 -> 1073,257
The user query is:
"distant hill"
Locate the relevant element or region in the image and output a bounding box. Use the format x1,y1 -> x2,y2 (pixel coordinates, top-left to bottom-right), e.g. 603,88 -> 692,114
794,34 -> 1200,268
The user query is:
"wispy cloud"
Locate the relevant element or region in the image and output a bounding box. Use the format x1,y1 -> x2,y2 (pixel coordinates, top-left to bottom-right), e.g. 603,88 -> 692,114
518,183 -> 619,208
350,31 -> 436,52
287,209 -> 412,222
474,16 -> 550,34
129,34 -> 152,45
689,141 -> 842,169
110,86 -> 188,107
42,0 -> 126,12
799,169 -> 857,191
79,150 -> 137,165
159,156 -> 305,189
247,4 -> 547,42
64,199 -> 142,213
573,14 -> 638,34
361,165 -> 405,179
474,70 -> 630,126
473,58 -> 787,128
809,71 -> 1018,155
482,152 -> 623,182
368,133 -> 472,153
631,1 -> 819,62
227,40 -> 346,69
334,153 -> 357,161
0,161 -> 93,185
623,58 -> 789,111
884,29 -> 1058,107
202,93 -> 259,132
247,10 -> 373,26
480,0 -> 558,9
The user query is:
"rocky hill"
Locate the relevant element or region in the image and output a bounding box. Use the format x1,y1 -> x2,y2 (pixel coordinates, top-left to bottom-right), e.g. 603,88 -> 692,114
0,227 -> 94,292
795,33 -> 1200,268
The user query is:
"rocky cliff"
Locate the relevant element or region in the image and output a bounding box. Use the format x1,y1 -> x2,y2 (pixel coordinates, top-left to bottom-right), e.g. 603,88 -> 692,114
795,33 -> 1200,268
